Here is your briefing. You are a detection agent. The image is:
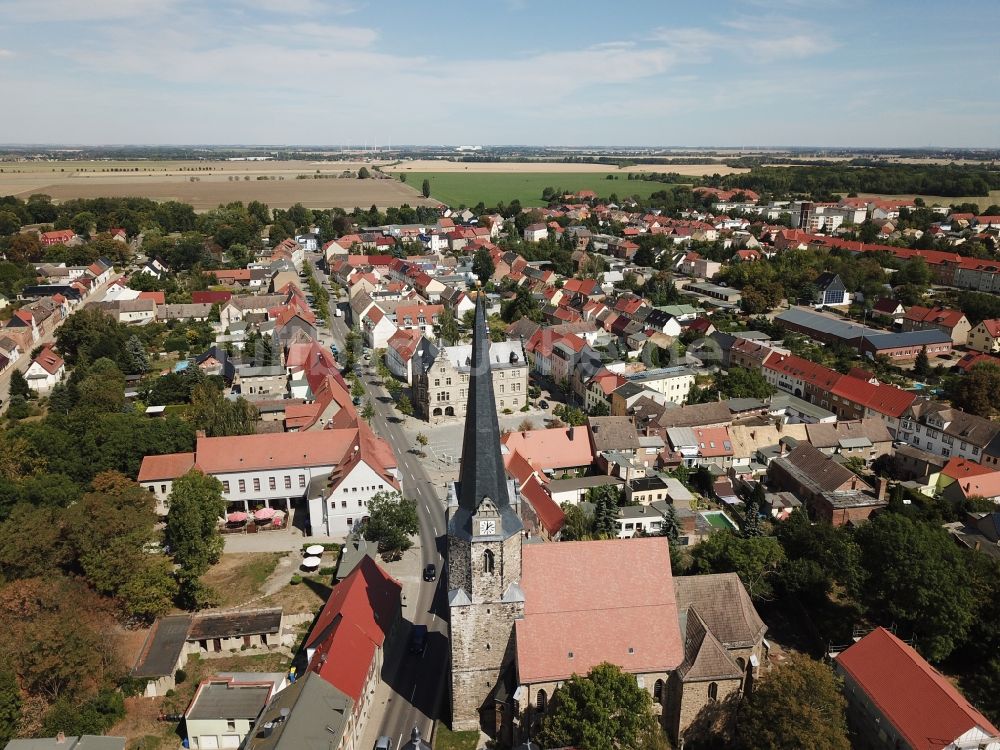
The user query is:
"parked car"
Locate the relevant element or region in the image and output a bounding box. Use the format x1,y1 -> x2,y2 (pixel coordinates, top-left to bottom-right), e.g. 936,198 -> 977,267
423,563 -> 436,582
539,400 -> 549,409
409,624 -> 427,655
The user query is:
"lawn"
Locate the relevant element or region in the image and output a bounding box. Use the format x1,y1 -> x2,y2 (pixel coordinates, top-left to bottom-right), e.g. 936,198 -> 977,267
433,723 -> 479,750
199,552 -> 283,609
405,172 -> 678,208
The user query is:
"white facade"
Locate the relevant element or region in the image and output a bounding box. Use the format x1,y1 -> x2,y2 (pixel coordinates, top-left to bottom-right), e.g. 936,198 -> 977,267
24,360 -> 64,393
307,461 -> 397,537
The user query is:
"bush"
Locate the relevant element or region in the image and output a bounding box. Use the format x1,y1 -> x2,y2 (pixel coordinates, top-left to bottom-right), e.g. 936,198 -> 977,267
318,566 -> 336,576
165,689 -> 175,697
174,668 -> 187,684
290,574 -> 302,585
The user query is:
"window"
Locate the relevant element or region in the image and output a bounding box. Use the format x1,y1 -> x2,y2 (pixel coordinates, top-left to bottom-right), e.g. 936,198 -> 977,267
483,549 -> 495,574
708,682 -> 719,701
358,499 -> 363,507
341,501 -> 347,508
299,475 -> 306,488
653,679 -> 664,702
222,481 -> 231,493
347,517 -> 353,526
283,476 -> 291,489
269,477 -> 276,490
253,478 -> 260,492
238,479 -> 246,493
227,721 -> 237,732
161,484 -> 167,494
536,689 -> 547,712
446,378 -> 451,386
434,379 -> 440,387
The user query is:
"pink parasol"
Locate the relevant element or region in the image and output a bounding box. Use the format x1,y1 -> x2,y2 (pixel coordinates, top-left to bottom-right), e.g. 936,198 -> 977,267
254,507 -> 277,521
227,511 -> 248,523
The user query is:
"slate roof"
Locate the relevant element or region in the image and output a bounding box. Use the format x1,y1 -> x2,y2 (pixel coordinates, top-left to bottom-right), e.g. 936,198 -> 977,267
674,573 -> 766,649
450,297 -> 523,543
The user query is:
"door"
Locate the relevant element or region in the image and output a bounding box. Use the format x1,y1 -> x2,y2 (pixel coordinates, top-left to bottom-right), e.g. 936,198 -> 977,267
199,737 -> 219,749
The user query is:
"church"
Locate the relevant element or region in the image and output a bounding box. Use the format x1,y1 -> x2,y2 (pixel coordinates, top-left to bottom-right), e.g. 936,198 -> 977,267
447,298 -> 769,746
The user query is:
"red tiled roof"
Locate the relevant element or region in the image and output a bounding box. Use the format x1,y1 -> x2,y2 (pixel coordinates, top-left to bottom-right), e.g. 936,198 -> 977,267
192,291 -> 232,305
837,628 -> 1000,750
31,346 -> 64,375
387,328 -> 422,360
830,374 -> 916,419
902,306 -> 966,329
763,353 -> 841,391
307,556 -> 401,701
137,452 -> 196,482
40,229 -> 75,242
194,429 -> 356,474
978,319 -> 1000,338
516,538 -> 683,683
519,474 -> 565,536
138,291 -> 165,305
941,457 -> 993,481
501,427 -> 593,471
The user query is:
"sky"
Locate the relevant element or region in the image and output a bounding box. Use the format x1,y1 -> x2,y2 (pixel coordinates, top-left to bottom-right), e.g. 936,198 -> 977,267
0,0 -> 998,147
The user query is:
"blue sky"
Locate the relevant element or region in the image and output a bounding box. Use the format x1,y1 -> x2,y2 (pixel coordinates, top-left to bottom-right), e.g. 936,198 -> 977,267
0,0 -> 997,146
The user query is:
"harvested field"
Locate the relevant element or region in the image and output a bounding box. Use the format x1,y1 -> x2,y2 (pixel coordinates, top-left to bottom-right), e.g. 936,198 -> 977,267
405,171 -> 680,208
386,159 -> 747,176
0,160 -> 433,210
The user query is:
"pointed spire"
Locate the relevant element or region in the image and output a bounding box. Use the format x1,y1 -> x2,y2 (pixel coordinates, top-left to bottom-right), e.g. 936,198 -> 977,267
456,295 -> 510,517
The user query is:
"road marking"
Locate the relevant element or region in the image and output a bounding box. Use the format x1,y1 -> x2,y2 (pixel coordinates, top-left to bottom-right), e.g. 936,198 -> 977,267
410,684 -> 417,700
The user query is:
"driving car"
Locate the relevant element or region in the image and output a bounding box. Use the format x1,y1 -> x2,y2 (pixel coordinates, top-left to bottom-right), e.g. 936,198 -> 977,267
423,563 -> 436,582
409,625 -> 427,655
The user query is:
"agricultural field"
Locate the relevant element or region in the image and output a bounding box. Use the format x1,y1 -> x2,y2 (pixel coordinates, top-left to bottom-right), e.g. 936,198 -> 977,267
402,171 -> 680,208
385,159 -> 747,175
0,159 -> 433,210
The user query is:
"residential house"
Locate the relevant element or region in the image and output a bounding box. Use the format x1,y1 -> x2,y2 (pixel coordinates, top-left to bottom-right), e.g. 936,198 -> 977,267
385,329 -> 437,385
898,400 -> 1000,464
307,423 -> 400,537
24,345 -> 65,394
901,306 -> 971,346
967,319 -> 1000,353
813,272 -> 851,307
183,673 -> 285,750
835,627 -> 1000,750
522,223 -> 548,242
234,365 -> 287,398
360,305 -> 398,350
768,444 -> 887,526
803,419 -> 894,464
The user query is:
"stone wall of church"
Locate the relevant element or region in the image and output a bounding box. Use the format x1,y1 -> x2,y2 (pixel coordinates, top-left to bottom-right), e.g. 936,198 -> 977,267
450,600 -> 522,731
664,673 -> 743,744
447,534 -> 472,595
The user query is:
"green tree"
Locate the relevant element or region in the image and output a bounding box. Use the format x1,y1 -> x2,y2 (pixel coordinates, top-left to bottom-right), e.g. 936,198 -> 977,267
500,286 -> 542,323
125,334 -> 150,375
0,665 -> 20,747
187,381 -> 259,437
8,369 -> 31,400
438,307 -> 460,344
472,247 -> 495,285
950,362 -> 1000,418
854,513 -> 975,660
560,502 -> 595,541
0,210 -> 21,237
537,662 -> 669,750
357,167 -> 371,180
165,470 -> 226,608
350,378 -> 366,400
913,345 -> 931,379
360,491 -> 418,558
742,483 -> 765,538
69,211 -> 96,238
421,179 -> 431,199
689,531 -> 785,601
397,394 -> 413,416
660,502 -> 680,544
715,367 -> 775,400
361,399 -> 375,421
736,653 -> 850,750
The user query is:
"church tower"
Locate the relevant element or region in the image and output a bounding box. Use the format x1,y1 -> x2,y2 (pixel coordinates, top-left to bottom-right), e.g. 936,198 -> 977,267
447,296 -> 524,733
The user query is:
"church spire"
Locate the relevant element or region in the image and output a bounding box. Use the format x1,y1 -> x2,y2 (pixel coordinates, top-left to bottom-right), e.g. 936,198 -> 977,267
456,295 -> 511,517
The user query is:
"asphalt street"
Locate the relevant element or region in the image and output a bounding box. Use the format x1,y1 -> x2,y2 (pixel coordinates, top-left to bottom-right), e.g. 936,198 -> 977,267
308,252 -> 450,749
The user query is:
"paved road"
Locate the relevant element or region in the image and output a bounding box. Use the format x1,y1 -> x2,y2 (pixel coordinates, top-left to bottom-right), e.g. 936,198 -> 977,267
0,272 -> 121,413
307,252 -> 450,748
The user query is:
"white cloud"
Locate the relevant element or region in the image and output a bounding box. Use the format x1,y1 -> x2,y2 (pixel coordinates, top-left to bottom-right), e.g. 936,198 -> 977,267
0,49 -> 15,59
0,0 -> 180,22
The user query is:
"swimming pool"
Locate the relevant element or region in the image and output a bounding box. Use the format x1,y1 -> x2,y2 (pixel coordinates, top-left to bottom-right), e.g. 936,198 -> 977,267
702,510 -> 738,531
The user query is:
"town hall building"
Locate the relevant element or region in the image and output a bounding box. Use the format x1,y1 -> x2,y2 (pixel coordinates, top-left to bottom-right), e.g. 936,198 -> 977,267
447,299 -> 768,746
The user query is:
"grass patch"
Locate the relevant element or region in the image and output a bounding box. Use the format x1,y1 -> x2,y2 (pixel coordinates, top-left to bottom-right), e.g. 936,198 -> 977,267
434,723 -> 479,750
406,172 -> 677,208
200,552 -> 282,608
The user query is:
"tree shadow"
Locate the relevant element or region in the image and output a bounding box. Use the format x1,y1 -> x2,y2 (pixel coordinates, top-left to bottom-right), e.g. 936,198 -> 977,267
681,692 -> 740,750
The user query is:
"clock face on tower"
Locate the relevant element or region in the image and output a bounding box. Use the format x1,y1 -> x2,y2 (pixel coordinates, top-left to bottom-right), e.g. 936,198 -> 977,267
478,519 -> 496,536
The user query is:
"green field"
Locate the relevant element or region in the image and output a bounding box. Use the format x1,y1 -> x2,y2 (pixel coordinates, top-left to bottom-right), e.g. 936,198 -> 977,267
405,172 -> 678,208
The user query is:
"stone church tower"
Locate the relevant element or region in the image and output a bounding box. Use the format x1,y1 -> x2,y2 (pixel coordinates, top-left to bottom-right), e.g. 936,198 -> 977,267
447,297 -> 524,733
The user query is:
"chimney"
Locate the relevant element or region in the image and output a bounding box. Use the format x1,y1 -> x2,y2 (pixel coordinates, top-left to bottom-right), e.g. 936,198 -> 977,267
56,733 -> 66,745
196,429 -> 207,439
877,478 -> 888,502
